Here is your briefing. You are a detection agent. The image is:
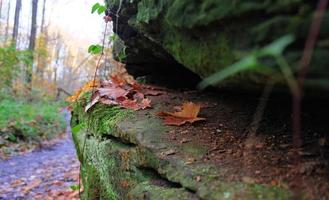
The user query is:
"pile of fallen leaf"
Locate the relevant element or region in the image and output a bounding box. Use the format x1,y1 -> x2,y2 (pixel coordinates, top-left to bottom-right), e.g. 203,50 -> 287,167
84,75 -> 167,112
67,63 -> 206,126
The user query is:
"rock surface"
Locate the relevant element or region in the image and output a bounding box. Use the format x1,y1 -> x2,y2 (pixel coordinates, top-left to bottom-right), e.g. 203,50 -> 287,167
71,93 -> 291,200
108,0 -> 329,90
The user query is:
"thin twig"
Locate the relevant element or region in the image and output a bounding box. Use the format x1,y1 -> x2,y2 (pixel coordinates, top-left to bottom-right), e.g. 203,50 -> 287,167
290,0 -> 327,195
79,21 -> 109,198
91,22 -> 109,95
292,0 -> 328,157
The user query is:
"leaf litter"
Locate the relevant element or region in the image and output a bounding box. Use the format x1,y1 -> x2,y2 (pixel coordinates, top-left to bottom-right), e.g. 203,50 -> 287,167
157,102 -> 206,126
84,75 -> 164,112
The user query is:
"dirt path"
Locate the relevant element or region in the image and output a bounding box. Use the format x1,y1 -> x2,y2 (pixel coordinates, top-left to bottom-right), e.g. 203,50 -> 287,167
0,111 -> 80,200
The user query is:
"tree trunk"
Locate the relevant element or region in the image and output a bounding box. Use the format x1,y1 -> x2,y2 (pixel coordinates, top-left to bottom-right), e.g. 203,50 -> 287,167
12,0 -> 22,46
36,0 -> 47,77
53,34 -> 62,86
4,1 -> 10,43
36,28 -> 48,76
40,0 -> 46,33
0,0 -> 3,31
27,0 -> 38,88
28,0 -> 38,52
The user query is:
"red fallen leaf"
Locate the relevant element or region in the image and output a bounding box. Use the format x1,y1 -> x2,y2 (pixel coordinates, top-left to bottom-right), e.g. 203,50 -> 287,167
116,96 -> 127,102
140,98 -> 152,109
99,97 -> 119,105
132,83 -> 142,91
110,75 -> 126,86
120,98 -> 151,110
98,87 -> 128,99
133,92 -> 145,100
157,102 -> 205,126
120,99 -> 138,110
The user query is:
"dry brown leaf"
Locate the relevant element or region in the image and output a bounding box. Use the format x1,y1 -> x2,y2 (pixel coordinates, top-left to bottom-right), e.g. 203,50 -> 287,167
140,98 -> 152,109
157,102 -> 206,126
21,178 -> 42,194
73,62 -> 158,111
10,179 -> 25,188
98,87 -> 128,99
120,99 -> 138,110
99,98 -> 119,105
120,98 -> 152,110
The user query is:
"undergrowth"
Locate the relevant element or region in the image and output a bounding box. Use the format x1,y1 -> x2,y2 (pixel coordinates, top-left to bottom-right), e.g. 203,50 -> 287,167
0,94 -> 66,143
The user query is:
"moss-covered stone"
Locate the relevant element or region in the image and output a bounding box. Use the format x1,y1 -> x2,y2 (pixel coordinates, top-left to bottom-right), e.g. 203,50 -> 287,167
108,0 -> 329,91
71,99 -> 291,200
71,92 -> 132,138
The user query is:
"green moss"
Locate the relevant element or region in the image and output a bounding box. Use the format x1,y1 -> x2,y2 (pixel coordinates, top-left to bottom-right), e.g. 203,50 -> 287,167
80,162 -> 103,200
164,0 -> 306,29
126,0 -> 329,90
163,29 -> 236,78
75,131 -> 119,200
136,0 -> 172,23
128,182 -> 196,200
71,91 -> 132,137
249,184 -> 291,200
72,109 -> 291,200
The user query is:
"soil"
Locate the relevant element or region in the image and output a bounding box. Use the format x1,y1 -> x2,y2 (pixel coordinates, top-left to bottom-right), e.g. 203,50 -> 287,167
152,89 -> 329,200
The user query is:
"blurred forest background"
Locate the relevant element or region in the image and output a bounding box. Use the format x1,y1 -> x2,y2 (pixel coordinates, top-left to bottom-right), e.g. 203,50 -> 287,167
0,0 -> 105,158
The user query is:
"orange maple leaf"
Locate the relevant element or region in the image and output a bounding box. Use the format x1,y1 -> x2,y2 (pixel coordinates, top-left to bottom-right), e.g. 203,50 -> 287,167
120,98 -> 152,110
157,102 -> 206,126
66,80 -> 98,102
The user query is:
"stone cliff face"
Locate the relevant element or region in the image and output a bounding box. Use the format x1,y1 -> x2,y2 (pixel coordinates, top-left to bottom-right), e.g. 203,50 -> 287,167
108,0 -> 329,90
71,92 -> 290,200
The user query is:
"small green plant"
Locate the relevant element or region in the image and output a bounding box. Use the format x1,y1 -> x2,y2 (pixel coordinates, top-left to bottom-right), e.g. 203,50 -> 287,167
91,3 -> 106,15
198,35 -> 296,94
89,2 -> 128,62
88,44 -> 103,55
109,34 -> 119,42
71,123 -> 84,136
70,184 -> 80,191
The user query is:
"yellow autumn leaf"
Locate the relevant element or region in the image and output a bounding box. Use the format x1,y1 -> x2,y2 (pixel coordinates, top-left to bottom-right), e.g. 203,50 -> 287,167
66,80 -> 99,102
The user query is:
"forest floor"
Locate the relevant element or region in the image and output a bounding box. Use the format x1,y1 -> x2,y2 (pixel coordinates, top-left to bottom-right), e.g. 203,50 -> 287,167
0,111 -> 80,200
153,89 -> 329,199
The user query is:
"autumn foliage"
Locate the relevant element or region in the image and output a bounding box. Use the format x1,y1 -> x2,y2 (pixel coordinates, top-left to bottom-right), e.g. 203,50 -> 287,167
67,62 -> 205,126
157,102 -> 205,126
84,76 -> 154,111
66,80 -> 99,103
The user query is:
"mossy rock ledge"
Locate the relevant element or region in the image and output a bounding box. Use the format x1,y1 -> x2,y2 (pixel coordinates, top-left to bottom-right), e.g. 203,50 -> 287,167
71,97 -> 290,200
108,0 -> 329,91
